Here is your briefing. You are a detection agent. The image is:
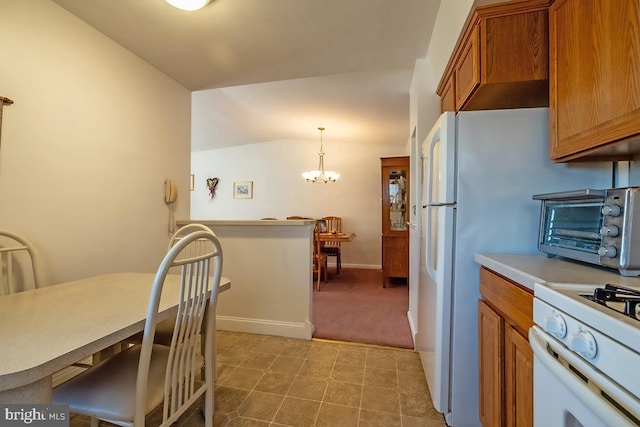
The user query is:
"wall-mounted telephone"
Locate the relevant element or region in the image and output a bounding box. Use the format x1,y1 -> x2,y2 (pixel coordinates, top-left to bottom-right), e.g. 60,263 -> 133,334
165,179 -> 177,234
165,179 -> 177,204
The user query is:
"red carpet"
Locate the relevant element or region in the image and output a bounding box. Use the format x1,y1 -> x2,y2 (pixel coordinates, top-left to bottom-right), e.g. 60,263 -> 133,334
312,268 -> 414,349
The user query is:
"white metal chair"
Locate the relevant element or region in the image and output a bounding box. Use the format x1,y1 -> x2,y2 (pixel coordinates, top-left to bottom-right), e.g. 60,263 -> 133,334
53,230 -> 223,427
168,223 -> 215,265
0,232 -> 93,375
0,230 -> 40,295
127,223 -> 216,346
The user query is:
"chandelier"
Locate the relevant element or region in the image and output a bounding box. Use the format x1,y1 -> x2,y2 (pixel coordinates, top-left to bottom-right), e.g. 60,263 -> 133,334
302,127 -> 340,183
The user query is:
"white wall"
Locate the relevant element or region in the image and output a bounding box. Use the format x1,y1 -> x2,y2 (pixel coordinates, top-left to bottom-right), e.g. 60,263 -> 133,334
406,0 -> 475,340
0,0 -> 191,285
425,0 -> 475,83
191,139 -> 406,268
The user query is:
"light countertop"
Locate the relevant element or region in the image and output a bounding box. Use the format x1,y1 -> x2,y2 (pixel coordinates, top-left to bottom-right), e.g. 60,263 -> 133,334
475,253 -> 640,290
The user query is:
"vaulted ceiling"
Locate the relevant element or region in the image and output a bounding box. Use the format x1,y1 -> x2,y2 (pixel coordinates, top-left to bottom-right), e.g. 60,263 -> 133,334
52,0 -> 442,150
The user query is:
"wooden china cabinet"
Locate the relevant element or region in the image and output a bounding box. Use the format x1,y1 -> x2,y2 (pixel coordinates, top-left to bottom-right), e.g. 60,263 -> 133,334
380,156 -> 410,287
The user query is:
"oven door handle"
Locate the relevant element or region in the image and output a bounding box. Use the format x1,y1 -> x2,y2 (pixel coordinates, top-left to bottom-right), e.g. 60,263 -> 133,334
529,326 -> 640,425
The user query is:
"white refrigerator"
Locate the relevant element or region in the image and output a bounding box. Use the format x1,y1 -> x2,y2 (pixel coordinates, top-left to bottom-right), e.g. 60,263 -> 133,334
415,108 -> 613,426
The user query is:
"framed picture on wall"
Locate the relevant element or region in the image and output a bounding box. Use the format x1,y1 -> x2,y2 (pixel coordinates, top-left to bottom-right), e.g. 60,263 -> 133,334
233,181 -> 253,199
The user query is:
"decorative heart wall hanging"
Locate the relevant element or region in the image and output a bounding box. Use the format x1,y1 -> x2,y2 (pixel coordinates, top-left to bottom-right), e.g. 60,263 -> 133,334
207,177 -> 219,199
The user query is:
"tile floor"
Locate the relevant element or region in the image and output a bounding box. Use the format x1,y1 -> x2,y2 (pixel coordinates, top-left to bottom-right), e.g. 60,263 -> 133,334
70,331 -> 447,427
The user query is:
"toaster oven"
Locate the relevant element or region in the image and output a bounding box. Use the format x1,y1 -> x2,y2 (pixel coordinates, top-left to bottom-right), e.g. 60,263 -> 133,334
533,187 -> 640,276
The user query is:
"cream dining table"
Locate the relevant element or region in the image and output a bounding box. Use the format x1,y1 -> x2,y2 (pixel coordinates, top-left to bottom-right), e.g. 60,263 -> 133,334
0,272 -> 230,404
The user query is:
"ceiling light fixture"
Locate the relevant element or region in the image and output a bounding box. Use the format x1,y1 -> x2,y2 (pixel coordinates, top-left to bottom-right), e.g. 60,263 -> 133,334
302,127 -> 340,183
165,0 -> 210,11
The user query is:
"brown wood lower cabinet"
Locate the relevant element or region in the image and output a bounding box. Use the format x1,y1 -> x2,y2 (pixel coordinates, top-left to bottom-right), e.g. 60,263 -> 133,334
505,326 -> 533,427
382,235 -> 408,286
478,300 -> 503,427
478,267 -> 533,427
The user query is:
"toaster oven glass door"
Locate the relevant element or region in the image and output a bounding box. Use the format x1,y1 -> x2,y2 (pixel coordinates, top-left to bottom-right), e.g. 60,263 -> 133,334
541,199 -> 604,254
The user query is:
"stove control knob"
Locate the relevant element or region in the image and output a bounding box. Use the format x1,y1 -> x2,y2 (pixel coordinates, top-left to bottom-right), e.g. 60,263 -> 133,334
600,225 -> 619,237
598,246 -> 617,258
570,330 -> 598,359
544,313 -> 567,339
602,205 -> 621,216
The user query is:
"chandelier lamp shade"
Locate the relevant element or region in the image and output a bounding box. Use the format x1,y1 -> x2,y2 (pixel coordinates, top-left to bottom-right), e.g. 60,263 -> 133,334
165,0 -> 210,11
302,127 -> 340,183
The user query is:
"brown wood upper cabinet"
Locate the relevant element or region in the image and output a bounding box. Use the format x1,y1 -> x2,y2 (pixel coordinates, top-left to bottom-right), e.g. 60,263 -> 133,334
437,0 -> 550,113
549,0 -> 640,162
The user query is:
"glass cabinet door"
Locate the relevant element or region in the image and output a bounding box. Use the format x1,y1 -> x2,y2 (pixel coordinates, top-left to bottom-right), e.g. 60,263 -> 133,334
381,156 -> 410,285
381,157 -> 410,235
388,168 -> 408,231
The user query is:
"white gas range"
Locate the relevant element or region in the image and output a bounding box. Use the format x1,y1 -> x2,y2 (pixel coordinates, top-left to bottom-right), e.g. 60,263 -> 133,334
531,281 -> 640,426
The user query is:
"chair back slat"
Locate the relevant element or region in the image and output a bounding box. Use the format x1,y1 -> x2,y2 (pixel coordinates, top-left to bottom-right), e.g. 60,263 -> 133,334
322,216 -> 342,249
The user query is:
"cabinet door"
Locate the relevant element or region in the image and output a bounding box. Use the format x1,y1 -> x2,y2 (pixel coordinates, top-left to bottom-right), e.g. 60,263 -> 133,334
382,236 -> 408,278
455,25 -> 480,110
550,0 -> 640,160
440,74 -> 456,112
505,326 -> 533,427
478,300 -> 504,427
481,10 -> 548,85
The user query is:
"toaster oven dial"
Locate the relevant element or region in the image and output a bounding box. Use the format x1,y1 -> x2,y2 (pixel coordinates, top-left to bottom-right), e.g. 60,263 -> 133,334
598,246 -> 617,258
600,225 -> 619,237
602,204 -> 621,216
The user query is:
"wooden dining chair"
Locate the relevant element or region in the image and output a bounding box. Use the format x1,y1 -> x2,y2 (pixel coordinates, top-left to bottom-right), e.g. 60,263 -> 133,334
0,230 -> 40,296
313,222 -> 329,291
321,216 -> 342,274
53,230 -> 223,427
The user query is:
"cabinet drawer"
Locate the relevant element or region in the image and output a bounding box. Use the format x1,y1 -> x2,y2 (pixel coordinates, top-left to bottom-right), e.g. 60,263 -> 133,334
479,267 -> 533,336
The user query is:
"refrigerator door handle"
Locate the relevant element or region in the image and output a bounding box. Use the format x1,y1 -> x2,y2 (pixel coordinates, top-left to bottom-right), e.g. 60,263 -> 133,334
422,203 -> 456,208
425,205 -> 437,281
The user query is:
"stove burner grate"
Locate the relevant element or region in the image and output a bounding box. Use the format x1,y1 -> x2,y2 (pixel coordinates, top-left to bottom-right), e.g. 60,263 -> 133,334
581,284 -> 640,321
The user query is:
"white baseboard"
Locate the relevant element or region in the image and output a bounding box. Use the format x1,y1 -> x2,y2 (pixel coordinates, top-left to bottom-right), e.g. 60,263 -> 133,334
216,315 -> 314,340
331,263 -> 381,270
406,310 -> 417,349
